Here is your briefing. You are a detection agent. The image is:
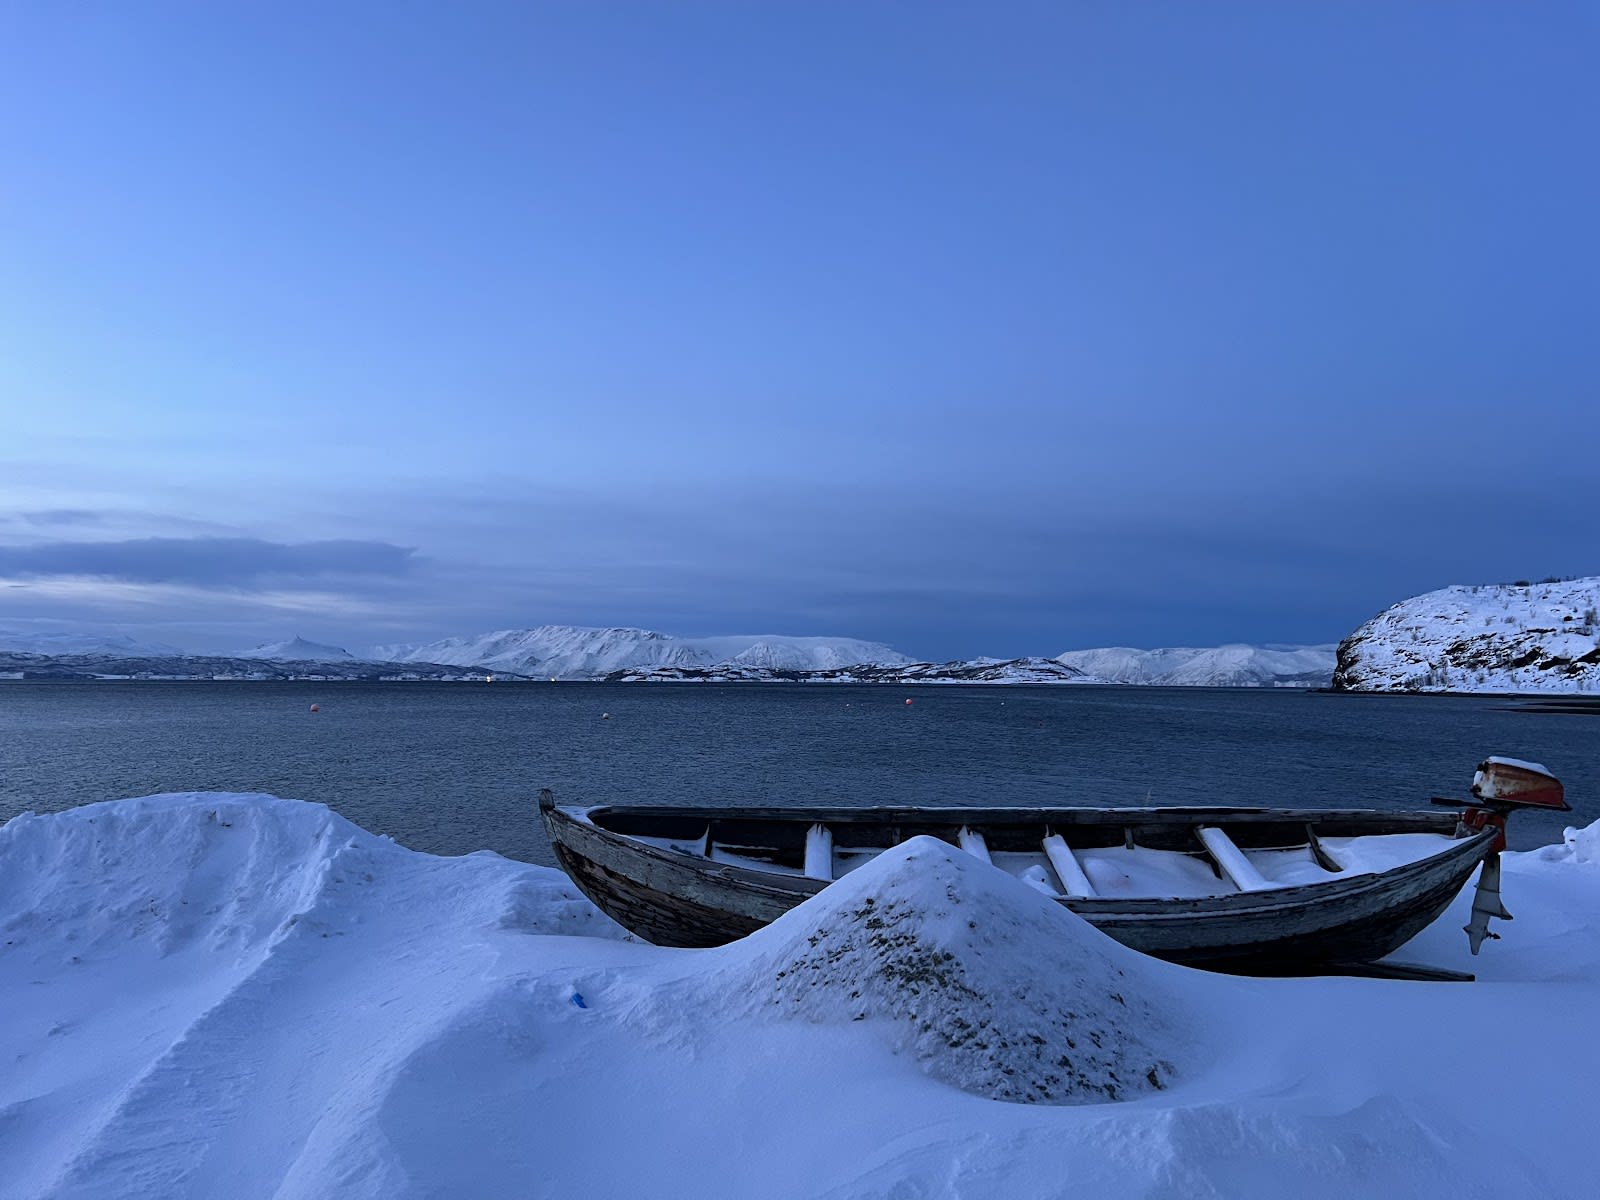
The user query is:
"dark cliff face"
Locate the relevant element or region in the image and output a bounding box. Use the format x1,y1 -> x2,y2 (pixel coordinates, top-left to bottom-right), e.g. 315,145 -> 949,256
1328,635 -> 1365,692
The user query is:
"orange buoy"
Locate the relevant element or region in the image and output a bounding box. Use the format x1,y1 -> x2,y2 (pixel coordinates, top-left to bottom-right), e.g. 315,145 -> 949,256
309,704 -> 321,713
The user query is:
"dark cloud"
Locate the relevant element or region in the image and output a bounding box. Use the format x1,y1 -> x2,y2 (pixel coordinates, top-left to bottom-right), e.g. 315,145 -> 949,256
0,537 -> 416,585
18,510 -> 106,527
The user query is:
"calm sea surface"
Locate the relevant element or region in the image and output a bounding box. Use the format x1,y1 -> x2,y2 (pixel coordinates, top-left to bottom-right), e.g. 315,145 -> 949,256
1,681 -> 1594,863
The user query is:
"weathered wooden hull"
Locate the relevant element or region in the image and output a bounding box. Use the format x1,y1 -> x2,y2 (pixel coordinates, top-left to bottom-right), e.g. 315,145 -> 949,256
541,801 -> 1495,972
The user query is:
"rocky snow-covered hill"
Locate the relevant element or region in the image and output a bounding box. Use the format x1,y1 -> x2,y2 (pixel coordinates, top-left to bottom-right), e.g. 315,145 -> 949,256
697,636 -> 916,671
373,626 -> 914,678
1054,644 -> 1336,688
1332,577 -> 1600,694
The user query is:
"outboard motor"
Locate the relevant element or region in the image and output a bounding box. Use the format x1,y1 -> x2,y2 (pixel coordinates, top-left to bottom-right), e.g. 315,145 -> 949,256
1449,758 -> 1569,954
1471,757 -> 1567,816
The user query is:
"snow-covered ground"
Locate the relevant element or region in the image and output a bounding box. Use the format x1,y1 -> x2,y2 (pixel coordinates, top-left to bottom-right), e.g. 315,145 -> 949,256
1335,577 -> 1600,693
3,793 -> 1597,1198
1055,644 -> 1336,687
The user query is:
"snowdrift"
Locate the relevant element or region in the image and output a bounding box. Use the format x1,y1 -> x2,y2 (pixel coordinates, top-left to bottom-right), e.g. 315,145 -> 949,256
0,794 -> 623,1200
711,837 -> 1189,1104
0,792 -> 619,958
1528,818 -> 1600,867
4,793 -> 1599,1198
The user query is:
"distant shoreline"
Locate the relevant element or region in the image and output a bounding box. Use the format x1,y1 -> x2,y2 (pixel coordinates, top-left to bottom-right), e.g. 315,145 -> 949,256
4,675 -> 1596,706
1314,687 -> 1600,711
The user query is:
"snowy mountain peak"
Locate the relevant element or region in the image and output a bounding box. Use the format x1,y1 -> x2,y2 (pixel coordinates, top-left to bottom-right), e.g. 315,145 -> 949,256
239,636 -> 355,661
714,635 -> 916,671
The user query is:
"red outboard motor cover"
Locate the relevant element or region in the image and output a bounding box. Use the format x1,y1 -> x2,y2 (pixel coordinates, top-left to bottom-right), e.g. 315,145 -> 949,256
1472,757 -> 1569,810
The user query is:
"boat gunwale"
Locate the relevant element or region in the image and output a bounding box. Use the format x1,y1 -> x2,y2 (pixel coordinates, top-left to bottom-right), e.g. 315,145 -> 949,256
569,802 -> 1465,828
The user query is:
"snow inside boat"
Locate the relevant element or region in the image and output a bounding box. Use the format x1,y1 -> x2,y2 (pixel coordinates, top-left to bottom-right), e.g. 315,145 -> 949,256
539,758 -> 1569,974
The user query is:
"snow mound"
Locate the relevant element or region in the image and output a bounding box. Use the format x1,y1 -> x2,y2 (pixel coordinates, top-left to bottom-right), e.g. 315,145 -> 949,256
0,794 -> 625,1200
0,793 -> 373,963
0,793 -> 619,963
1531,821 -> 1600,866
710,836 -> 1192,1105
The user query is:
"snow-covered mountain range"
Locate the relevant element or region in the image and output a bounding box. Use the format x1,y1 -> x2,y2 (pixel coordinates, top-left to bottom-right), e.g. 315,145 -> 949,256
1054,644 -> 1337,688
238,636 -> 354,661
372,626 -> 916,679
1,621 -> 1341,687
375,626 -> 1337,685
0,630 -> 184,657
1333,577 -> 1600,694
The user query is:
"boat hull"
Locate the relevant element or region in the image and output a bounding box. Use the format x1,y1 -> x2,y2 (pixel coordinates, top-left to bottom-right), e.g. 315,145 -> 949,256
541,803 -> 1495,972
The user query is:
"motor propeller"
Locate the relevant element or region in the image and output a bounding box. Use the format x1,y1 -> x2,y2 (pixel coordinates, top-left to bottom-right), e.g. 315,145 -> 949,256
1434,758 -> 1569,955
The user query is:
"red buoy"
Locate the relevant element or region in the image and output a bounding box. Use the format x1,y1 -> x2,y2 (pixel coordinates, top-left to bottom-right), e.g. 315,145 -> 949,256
904,698 -> 913,705
309,704 -> 321,713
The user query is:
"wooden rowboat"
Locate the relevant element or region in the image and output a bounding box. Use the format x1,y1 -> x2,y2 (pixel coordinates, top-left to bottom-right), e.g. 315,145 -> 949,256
538,758 -> 1568,976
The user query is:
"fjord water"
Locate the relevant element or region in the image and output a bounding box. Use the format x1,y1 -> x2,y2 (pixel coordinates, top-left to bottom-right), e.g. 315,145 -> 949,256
1,681 -> 1593,863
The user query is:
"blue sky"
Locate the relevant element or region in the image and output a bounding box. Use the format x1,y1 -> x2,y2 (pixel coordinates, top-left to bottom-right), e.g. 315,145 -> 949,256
2,2 -> 1595,658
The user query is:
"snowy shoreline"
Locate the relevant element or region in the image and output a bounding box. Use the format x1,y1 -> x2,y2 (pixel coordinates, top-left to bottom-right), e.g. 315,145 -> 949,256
4,792 -> 1599,1198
